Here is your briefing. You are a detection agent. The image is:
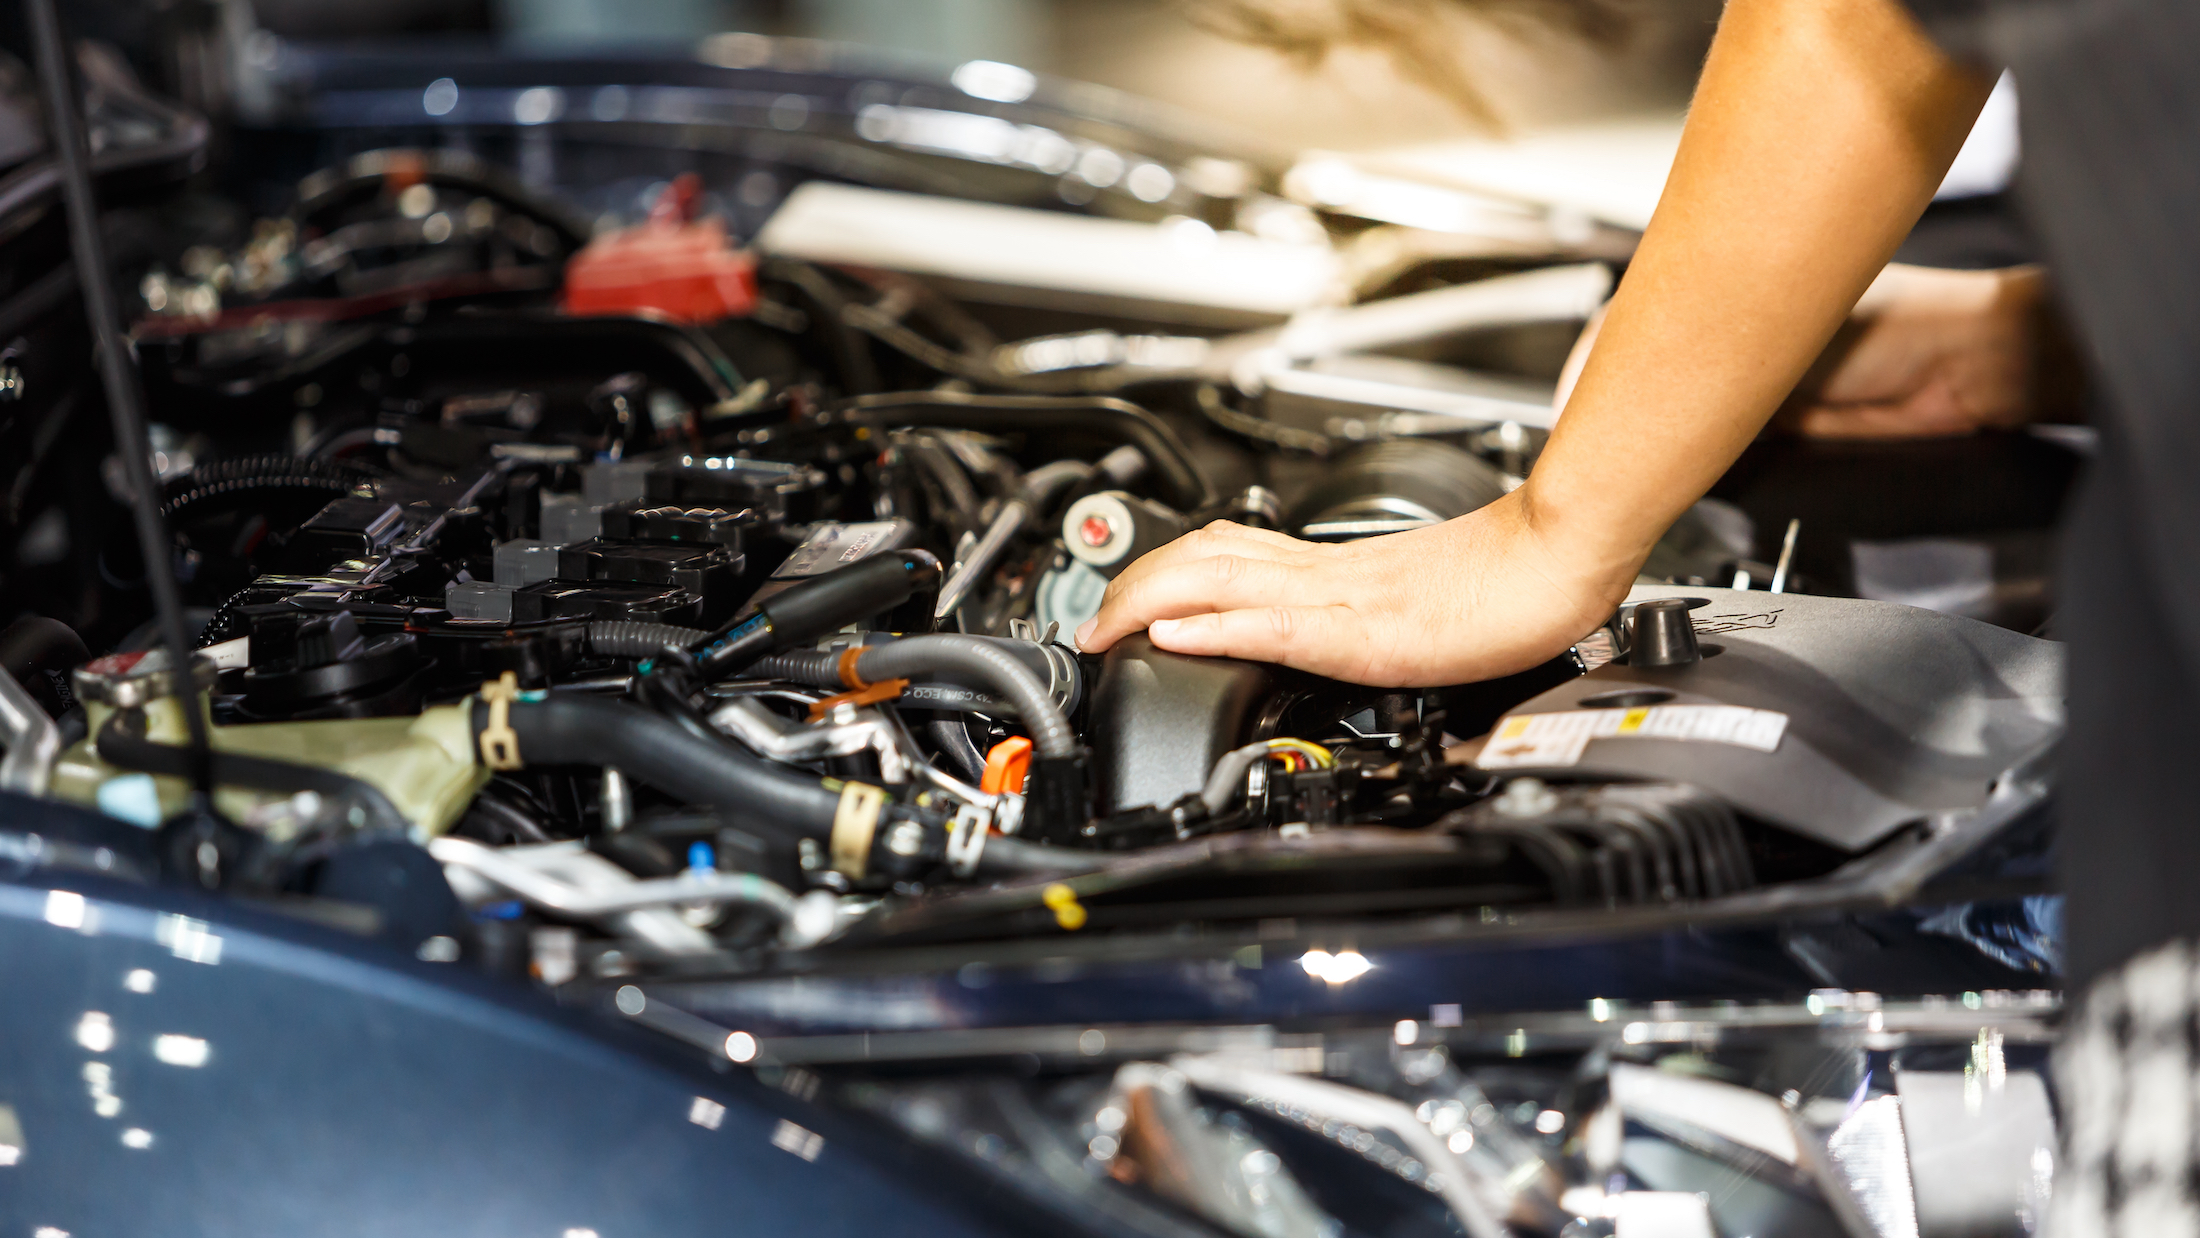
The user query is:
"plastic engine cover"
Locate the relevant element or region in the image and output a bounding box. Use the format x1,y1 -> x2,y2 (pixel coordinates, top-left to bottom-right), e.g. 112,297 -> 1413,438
1478,585 -> 2064,851
1086,634 -> 1276,814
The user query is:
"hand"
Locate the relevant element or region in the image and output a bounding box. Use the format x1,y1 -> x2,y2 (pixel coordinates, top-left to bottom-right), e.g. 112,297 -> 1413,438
1781,264 -> 2054,438
1557,264 -> 2059,441
1073,490 -> 1639,687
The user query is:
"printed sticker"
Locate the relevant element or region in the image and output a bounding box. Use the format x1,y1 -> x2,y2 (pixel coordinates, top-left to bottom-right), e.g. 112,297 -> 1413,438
1476,704 -> 1788,770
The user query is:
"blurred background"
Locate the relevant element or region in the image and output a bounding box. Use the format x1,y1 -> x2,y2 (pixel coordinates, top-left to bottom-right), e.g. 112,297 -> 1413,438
245,0 -> 1720,151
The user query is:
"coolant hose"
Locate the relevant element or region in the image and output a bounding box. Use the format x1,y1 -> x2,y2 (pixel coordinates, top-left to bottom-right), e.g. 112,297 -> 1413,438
471,694 -> 845,841
586,620 -> 708,660
976,835 -> 1110,877
746,634 -> 1076,759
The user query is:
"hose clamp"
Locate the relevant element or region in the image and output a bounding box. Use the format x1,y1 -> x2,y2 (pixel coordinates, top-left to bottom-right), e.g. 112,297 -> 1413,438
830,781 -> 888,879
478,671 -> 524,771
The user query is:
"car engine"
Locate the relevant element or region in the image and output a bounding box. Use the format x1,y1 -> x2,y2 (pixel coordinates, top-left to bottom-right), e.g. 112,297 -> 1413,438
15,145 -> 2062,965
0,32 -> 2073,1238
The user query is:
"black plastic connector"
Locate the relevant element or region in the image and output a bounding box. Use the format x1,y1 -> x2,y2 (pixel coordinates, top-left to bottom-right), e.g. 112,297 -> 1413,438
1288,767 -> 1362,826
1021,748 -> 1094,842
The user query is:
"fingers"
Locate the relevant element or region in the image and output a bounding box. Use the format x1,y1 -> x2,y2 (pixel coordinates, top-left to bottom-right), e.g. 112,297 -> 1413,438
1791,398 -> 1975,440
1079,524 -> 1325,652
1147,605 -> 1386,682
1081,549 -> 1325,652
1109,522 -> 1306,586
1192,520 -> 1306,551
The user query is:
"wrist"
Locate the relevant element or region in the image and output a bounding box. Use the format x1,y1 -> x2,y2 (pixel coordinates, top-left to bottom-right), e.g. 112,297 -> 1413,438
1512,474 -> 1658,591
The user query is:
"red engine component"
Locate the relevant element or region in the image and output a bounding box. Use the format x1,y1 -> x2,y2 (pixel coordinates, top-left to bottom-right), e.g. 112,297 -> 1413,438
560,174 -> 758,323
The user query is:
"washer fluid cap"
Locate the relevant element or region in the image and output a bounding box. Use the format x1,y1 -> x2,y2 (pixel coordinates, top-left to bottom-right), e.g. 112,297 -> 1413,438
73,647 -> 219,709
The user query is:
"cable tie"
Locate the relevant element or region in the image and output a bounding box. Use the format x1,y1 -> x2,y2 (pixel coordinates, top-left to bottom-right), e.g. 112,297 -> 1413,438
836,646 -> 869,690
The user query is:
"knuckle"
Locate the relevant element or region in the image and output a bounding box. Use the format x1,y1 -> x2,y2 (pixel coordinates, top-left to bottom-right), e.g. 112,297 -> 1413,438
1263,607 -> 1299,641
1204,554 -> 1249,585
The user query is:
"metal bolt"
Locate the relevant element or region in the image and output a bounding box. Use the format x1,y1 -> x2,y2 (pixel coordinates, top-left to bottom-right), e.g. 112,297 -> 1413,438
886,821 -> 926,857
1493,777 -> 1559,819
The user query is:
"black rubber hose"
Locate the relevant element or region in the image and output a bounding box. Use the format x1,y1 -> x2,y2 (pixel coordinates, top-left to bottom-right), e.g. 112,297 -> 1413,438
976,836 -> 1109,877
0,52 -> 207,237
744,650 -> 834,683
927,718 -> 986,784
763,258 -> 882,395
747,635 -> 1076,758
96,709 -> 410,835
291,148 -> 595,249
470,694 -> 848,842
832,392 -> 1215,511
160,455 -> 378,523
457,781 -> 556,845
586,620 -> 709,661
692,550 -> 940,682
0,615 -> 88,717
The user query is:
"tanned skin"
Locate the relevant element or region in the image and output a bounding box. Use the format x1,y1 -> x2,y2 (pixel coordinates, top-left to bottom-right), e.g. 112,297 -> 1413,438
1078,0 -> 1997,686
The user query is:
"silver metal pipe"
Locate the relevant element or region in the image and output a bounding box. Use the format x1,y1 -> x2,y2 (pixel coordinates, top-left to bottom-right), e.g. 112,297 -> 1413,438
712,696 -> 996,808
708,697 -> 915,784
427,837 -> 829,940
934,497 -> 1030,620
600,767 -> 632,832
0,669 -> 60,796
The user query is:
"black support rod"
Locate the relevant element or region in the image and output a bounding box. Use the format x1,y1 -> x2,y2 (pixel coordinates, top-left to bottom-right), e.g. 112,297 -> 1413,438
27,0 -> 214,795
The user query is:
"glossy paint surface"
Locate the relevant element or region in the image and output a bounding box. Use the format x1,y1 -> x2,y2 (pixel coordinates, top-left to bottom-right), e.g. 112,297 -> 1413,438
0,868 -> 1017,1238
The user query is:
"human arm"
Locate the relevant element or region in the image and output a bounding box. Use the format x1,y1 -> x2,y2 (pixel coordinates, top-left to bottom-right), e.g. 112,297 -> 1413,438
1076,0 -> 2000,686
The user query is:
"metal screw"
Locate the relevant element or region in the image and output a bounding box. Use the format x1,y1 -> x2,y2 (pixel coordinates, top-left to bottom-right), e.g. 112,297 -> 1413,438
886,821 -> 926,857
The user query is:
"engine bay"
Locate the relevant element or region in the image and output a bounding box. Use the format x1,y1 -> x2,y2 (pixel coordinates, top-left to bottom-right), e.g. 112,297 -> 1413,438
20,180 -> 2064,972
0,32 -> 2075,1237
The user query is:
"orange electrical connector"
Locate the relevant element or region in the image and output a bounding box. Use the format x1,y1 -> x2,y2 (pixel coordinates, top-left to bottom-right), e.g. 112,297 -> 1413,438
560,173 -> 757,323
980,736 -> 1034,796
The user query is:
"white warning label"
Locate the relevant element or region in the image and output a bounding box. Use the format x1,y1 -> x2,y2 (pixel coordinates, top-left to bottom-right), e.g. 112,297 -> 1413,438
1475,704 -> 1789,770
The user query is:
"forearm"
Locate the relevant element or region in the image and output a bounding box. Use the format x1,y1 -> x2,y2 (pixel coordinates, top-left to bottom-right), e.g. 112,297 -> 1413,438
1524,0 -> 1996,569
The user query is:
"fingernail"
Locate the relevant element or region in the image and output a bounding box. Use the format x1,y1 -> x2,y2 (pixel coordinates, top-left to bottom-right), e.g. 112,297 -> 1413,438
1073,619 -> 1095,648
1149,619 -> 1178,638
